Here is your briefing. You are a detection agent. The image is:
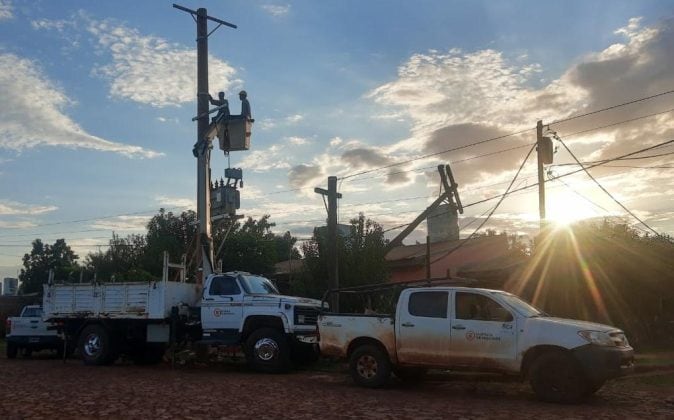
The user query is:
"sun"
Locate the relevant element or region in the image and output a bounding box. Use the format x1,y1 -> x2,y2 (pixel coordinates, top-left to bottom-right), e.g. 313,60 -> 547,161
546,191 -> 601,227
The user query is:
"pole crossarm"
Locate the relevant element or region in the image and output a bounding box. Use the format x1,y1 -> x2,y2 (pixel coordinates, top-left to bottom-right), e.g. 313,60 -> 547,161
173,4 -> 237,30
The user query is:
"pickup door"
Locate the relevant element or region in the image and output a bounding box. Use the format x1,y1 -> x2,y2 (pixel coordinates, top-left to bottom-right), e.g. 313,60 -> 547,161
448,291 -> 517,369
396,290 -> 451,365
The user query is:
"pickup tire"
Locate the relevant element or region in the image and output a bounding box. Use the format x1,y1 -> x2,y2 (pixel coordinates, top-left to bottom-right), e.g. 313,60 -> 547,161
6,342 -> 18,359
349,345 -> 391,388
245,328 -> 291,373
529,351 -> 587,403
79,325 -> 117,366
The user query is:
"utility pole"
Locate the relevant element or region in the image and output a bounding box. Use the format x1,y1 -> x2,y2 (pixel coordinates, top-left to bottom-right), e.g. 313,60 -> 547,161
536,120 -> 546,230
314,176 -> 342,311
174,4 -> 237,282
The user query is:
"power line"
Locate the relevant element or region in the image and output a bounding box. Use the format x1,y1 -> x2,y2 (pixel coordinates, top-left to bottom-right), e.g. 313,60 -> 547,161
550,89 -> 674,126
554,135 -> 661,236
339,128 -> 534,181
557,107 -> 674,138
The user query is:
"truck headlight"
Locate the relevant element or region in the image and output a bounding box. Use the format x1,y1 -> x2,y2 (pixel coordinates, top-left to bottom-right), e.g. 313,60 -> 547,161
578,330 -> 615,346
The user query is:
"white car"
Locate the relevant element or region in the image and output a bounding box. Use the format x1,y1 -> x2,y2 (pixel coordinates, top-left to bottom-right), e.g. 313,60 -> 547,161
5,305 -> 63,358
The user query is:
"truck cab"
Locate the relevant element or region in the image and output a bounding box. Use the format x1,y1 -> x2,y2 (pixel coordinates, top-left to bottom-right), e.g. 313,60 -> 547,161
201,272 -> 323,372
319,286 -> 634,403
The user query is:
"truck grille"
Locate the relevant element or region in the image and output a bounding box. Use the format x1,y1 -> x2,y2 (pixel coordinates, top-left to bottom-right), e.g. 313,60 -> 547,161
293,307 -> 320,325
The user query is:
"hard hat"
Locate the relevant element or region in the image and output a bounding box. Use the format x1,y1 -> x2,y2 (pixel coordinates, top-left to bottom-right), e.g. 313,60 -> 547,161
239,90 -> 247,97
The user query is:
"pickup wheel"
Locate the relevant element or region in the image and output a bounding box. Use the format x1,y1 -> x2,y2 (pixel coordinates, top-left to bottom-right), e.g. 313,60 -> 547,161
79,325 -> 117,366
349,345 -> 391,388
529,351 -> 587,403
6,342 -> 18,359
245,328 -> 291,373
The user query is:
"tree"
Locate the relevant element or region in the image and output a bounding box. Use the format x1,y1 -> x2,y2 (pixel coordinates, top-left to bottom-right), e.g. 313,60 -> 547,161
215,215 -> 285,275
85,233 -> 152,282
297,214 -> 389,303
143,208 -> 198,276
19,239 -> 78,295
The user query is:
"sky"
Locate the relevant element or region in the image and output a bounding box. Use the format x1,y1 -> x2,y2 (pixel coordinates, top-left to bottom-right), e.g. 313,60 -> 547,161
1,0 -> 674,280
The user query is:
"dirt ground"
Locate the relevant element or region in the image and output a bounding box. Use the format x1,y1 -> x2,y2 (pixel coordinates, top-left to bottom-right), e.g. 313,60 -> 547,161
1,353 -> 673,419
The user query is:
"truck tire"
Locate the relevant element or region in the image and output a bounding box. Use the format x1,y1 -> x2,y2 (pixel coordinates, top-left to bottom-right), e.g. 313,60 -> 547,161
529,351 -> 587,403
245,328 -> 291,373
79,325 -> 117,366
6,342 -> 18,359
349,345 -> 391,388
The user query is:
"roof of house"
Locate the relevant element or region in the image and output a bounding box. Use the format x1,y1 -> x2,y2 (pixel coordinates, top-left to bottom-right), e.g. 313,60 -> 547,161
385,234 -> 508,264
273,259 -> 305,275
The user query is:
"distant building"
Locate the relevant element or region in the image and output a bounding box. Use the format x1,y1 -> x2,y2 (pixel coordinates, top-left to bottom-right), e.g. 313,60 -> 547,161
2,278 -> 18,296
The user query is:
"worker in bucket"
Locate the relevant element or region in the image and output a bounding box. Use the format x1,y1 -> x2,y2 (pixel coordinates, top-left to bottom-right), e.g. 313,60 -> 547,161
239,90 -> 252,121
209,91 -> 230,124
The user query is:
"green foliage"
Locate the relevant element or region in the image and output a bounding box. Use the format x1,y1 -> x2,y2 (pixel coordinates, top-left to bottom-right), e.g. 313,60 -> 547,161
509,219 -> 674,348
295,214 -> 389,304
19,239 -> 79,295
216,215 -> 282,275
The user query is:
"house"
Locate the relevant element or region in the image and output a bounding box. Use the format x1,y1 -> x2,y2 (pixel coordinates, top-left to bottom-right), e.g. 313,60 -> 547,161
386,234 -> 523,288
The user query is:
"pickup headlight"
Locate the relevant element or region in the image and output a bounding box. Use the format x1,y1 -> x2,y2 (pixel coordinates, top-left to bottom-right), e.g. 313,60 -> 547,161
578,330 -> 615,346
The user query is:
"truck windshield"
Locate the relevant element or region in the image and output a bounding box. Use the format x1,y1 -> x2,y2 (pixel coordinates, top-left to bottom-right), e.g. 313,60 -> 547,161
239,275 -> 279,295
493,292 -> 544,318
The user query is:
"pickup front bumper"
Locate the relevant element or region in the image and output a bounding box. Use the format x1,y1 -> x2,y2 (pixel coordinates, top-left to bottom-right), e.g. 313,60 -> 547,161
572,344 -> 634,382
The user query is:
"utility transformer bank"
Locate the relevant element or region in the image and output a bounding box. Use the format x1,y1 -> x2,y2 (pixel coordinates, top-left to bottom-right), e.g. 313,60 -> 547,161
319,284 -> 634,403
42,253 -> 322,371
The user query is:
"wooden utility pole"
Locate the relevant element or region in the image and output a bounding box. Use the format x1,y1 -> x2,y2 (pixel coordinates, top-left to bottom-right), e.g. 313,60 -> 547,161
315,176 -> 342,311
536,120 -> 546,230
174,4 -> 236,282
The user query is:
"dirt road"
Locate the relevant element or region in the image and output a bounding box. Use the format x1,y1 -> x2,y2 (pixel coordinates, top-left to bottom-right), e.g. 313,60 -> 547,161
1,356 -> 673,419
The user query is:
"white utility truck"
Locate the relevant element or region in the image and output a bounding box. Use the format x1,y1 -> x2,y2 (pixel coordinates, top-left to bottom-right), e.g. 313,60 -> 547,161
318,284 -> 634,403
43,253 -> 322,371
5,305 -> 63,358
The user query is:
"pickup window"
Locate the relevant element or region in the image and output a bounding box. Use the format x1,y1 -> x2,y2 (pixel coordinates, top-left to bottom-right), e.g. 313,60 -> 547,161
209,275 -> 241,295
408,291 -> 448,318
455,292 -> 513,322
22,307 -> 43,317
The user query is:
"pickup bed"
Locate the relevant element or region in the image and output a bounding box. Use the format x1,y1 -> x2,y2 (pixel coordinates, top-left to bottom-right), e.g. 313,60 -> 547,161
319,286 -> 634,403
5,305 -> 63,358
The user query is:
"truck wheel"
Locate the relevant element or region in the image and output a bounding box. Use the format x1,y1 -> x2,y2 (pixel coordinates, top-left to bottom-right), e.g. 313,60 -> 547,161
6,342 -> 18,359
132,343 -> 166,365
349,345 -> 391,388
79,325 -> 117,366
22,348 -> 32,358
529,351 -> 587,403
394,367 -> 427,384
245,328 -> 291,373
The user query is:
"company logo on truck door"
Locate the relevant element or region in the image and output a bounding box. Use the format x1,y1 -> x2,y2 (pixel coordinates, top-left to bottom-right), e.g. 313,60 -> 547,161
466,331 -> 501,342
213,308 -> 233,317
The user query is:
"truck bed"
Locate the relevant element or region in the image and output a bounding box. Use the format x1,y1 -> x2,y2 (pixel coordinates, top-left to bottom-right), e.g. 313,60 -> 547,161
43,280 -> 200,320
318,314 -> 395,359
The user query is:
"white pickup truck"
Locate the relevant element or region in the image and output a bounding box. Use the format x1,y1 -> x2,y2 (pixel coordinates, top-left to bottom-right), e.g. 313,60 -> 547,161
5,305 -> 63,359
43,254 -> 323,371
318,286 -> 634,403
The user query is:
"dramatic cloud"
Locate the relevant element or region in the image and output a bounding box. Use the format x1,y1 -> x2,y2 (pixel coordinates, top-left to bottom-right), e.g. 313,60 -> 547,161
33,14 -> 240,107
0,53 -> 162,158
261,4 -> 291,17
0,0 -> 12,20
288,164 -> 323,189
86,19 -> 239,107
0,200 -> 57,216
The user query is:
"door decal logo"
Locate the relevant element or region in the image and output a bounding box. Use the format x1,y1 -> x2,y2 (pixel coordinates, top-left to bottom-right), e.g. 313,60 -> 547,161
466,331 -> 475,341
213,308 -> 224,317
